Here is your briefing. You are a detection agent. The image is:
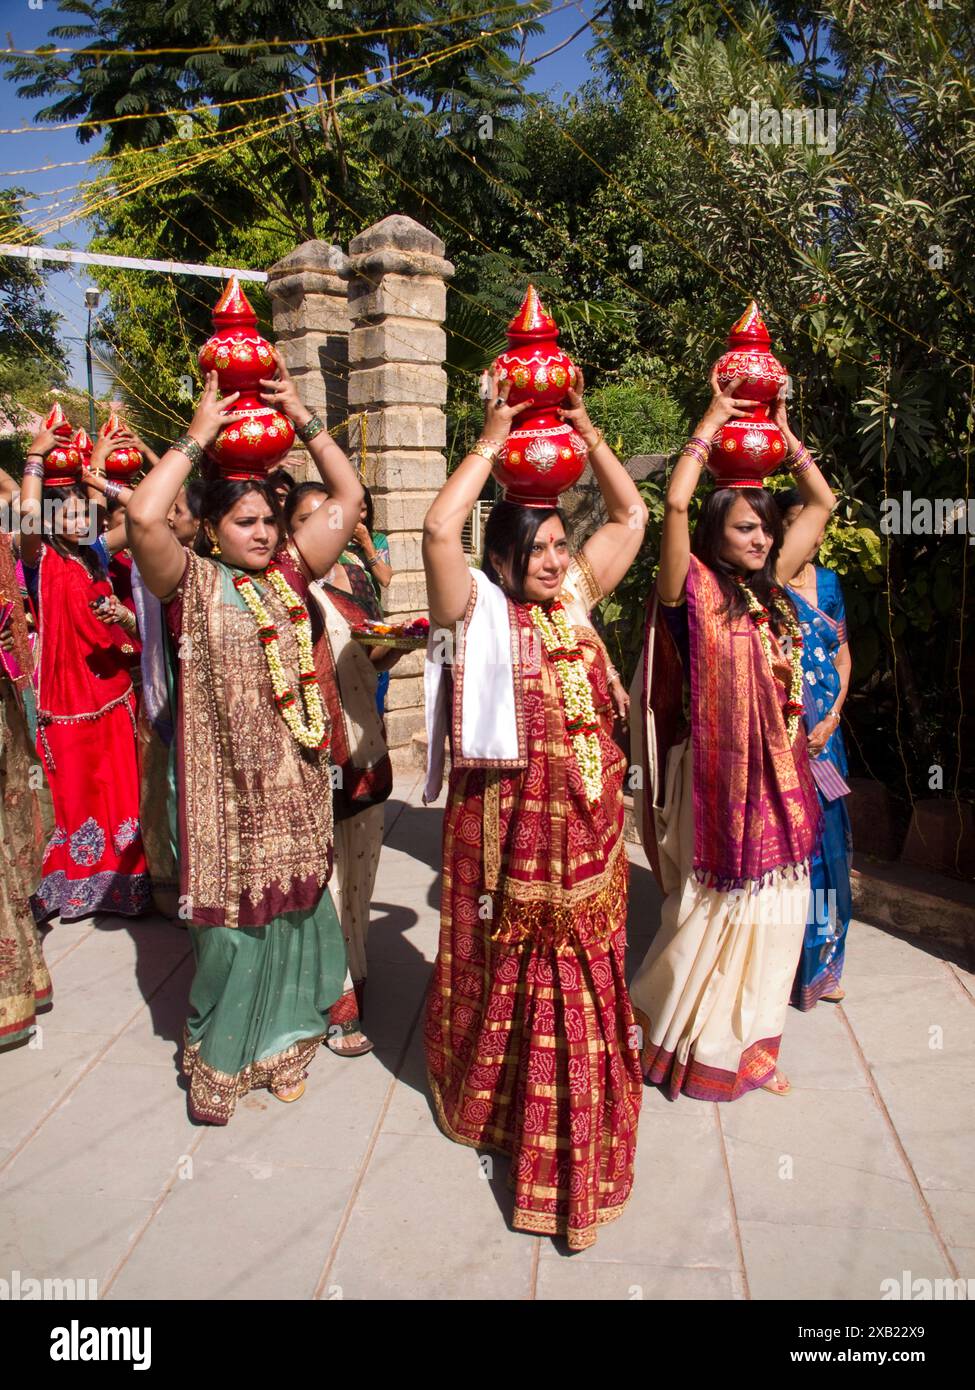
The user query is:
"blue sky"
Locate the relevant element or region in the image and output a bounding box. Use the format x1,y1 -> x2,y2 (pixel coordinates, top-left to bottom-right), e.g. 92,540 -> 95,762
0,3 -> 603,390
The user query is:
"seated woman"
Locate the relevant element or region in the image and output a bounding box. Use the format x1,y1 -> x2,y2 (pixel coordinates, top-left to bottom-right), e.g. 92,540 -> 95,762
421,369 -> 647,1250
630,371 -> 834,1100
124,357 -> 364,1123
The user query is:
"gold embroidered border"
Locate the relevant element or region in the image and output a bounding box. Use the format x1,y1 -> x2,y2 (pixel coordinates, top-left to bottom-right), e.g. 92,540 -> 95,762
482,770 -> 501,892
182,1028 -> 322,1124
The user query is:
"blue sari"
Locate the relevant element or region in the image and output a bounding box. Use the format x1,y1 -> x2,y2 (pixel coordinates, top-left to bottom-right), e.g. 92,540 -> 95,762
789,566 -> 853,1009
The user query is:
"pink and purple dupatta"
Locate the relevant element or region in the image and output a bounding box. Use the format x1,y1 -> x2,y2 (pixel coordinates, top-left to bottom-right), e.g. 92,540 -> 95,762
640,554 -> 820,892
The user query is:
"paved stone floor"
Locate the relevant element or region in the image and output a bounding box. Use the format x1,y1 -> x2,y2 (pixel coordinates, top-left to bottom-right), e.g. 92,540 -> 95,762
2,767 -> 973,1301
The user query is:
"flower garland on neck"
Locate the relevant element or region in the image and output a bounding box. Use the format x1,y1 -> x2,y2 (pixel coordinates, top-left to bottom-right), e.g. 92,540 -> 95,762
528,599 -> 602,804
231,564 -> 329,751
734,576 -> 805,741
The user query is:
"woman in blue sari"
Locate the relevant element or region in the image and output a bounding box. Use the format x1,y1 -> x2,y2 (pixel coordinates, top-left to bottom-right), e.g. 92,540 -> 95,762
776,490 -> 853,1007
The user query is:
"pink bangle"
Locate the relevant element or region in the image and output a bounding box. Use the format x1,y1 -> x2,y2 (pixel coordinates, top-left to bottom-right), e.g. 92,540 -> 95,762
790,444 -> 814,476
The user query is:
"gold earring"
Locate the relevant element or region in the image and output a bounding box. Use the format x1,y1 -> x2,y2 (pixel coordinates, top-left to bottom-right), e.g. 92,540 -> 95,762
206,526 -> 221,557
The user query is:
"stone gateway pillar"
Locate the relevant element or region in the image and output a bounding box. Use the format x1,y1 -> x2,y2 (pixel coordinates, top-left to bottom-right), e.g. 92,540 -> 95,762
267,239 -> 351,480
345,215 -> 454,750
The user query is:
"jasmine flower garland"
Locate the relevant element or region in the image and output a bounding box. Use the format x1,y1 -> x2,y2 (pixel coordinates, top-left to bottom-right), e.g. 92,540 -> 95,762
529,600 -> 602,805
232,566 -> 329,751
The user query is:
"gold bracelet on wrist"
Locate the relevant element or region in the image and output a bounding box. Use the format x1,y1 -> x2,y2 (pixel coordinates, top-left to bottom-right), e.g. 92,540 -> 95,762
470,439 -> 502,463
586,429 -> 605,453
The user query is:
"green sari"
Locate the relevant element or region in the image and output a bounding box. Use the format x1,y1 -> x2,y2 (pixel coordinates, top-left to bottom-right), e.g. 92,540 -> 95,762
167,548 -> 347,1123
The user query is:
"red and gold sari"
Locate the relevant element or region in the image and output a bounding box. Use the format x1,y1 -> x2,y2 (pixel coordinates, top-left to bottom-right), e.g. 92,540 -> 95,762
425,558 -> 642,1250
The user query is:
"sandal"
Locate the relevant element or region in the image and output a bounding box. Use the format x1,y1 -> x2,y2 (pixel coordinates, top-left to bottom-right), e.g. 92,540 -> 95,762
326,1029 -> 374,1058
272,1079 -> 306,1103
761,1070 -> 792,1097
819,987 -> 846,1003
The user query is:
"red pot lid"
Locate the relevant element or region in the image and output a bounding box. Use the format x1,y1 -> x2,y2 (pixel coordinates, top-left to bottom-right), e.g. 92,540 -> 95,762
212,275 -> 258,329
507,284 -> 559,345
727,300 -> 772,349
72,427 -> 93,456
44,401 -> 73,439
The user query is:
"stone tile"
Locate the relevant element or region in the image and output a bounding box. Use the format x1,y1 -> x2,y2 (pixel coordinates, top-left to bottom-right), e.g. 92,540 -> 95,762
925,1188 -> 975,1249
0,1185 -> 154,1293
2,1061 -> 197,1204
105,1155 -> 351,1300
379,1029 -> 440,1138
201,1046 -> 394,1175
779,997 -> 868,1091
870,1059 -> 973,1192
357,951 -> 430,1053
328,1133 -> 534,1299
949,1247 -> 975,1283
724,1137 -> 927,1233
739,1222 -> 951,1300
539,1104 -> 739,1270
103,955 -> 194,1068
842,925 -> 950,981
43,921 -> 96,968
948,962 -> 975,1003
721,1087 -> 907,1182
48,923 -> 191,1035
536,1261 -> 745,1301
0,1029 -> 110,1151
842,976 -> 975,1071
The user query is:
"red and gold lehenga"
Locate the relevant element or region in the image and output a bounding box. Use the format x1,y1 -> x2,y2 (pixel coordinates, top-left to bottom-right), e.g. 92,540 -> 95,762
29,544 -> 150,923
424,557 -> 642,1250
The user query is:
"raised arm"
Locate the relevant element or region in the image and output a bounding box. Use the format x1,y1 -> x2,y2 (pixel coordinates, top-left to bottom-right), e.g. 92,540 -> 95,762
16,424 -> 61,568
258,350 -> 363,580
0,464 -> 18,509
557,372 -> 648,596
657,370 -> 764,603
125,373 -> 243,599
772,392 -> 836,584
422,373 -> 529,628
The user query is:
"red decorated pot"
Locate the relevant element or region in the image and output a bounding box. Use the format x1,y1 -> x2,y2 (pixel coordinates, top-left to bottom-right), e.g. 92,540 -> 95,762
709,301 -> 788,487
198,276 -> 277,393
200,278 -> 293,478
208,397 -> 295,480
42,403 -> 81,486
494,412 -> 589,507
97,411 -> 143,482
489,286 -> 587,505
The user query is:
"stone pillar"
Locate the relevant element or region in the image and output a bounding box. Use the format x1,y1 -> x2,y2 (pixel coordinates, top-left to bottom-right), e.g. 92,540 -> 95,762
345,215 -> 454,750
267,240 -> 351,481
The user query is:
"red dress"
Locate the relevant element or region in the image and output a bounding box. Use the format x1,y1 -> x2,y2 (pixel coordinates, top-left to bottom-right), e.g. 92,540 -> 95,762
31,545 -> 150,923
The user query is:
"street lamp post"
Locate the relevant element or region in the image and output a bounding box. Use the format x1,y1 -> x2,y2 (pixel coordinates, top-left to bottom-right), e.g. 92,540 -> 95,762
84,288 -> 100,434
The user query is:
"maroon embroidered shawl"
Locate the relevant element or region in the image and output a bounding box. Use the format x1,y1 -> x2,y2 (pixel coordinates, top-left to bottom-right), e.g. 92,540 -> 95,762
641,555 -> 820,891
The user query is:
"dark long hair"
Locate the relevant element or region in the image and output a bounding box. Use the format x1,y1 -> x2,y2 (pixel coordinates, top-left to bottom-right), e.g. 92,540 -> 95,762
42,484 -> 106,581
283,480 -> 329,531
691,487 -> 795,634
481,500 -> 567,603
193,477 -> 282,557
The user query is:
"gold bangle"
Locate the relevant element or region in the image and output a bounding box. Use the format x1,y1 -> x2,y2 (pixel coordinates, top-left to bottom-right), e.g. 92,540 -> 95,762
586,429 -> 605,453
470,439 -> 502,463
